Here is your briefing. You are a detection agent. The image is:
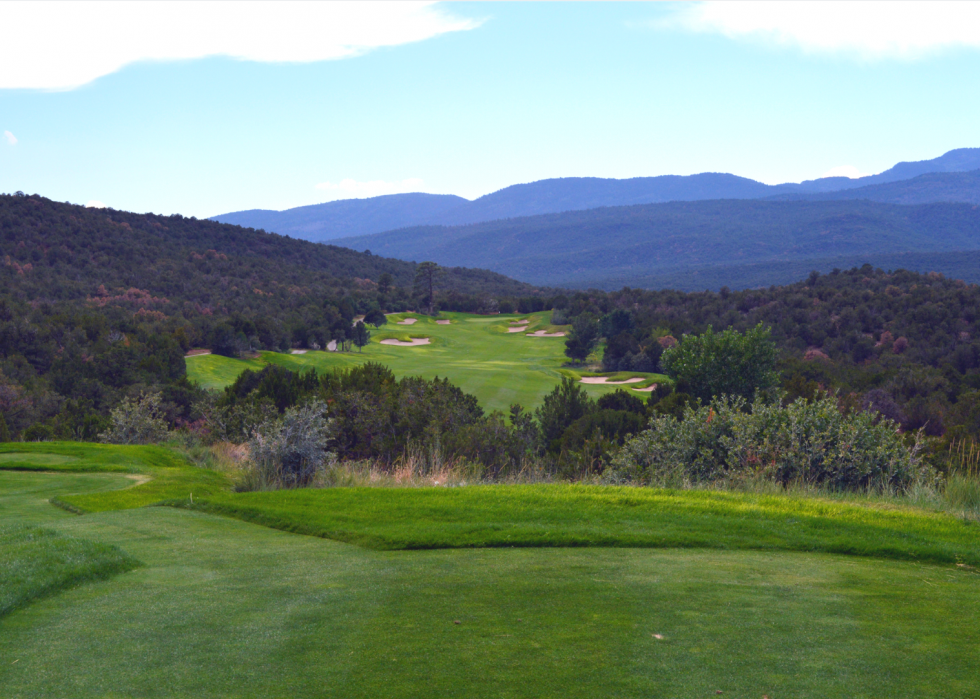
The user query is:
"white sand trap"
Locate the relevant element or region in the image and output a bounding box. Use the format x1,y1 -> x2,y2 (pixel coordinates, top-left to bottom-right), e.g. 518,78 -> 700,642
397,318 -> 418,325
507,326 -> 527,333
510,319 -> 530,325
580,376 -> 646,385
436,320 -> 451,325
526,330 -> 566,337
631,384 -> 659,392
380,337 -> 431,347
290,349 -> 308,355
184,349 -> 211,357
327,340 -> 337,352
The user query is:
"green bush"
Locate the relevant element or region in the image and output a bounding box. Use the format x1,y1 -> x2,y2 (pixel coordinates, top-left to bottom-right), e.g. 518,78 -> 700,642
661,324 -> 778,403
610,395 -> 925,491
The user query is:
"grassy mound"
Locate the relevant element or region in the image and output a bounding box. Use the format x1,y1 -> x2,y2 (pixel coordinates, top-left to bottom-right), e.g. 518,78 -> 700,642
1,524 -> 139,618
186,312 -> 666,412
0,442 -> 230,512
171,485 -> 980,565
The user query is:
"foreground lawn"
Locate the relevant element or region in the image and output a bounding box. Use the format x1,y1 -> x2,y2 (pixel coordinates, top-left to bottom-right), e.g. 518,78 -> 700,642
1,470 -> 978,698
175,485 -> 980,565
186,312 -> 666,412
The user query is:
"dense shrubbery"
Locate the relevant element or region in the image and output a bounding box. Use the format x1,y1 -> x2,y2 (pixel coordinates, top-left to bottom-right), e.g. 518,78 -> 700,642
610,395 -> 924,491
560,265 -> 980,459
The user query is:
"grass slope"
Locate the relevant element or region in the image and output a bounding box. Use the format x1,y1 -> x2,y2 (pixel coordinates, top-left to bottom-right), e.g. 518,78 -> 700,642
175,485 -> 980,565
1,469 -> 979,698
187,312 -> 665,412
0,524 -> 139,618
0,443 -> 230,512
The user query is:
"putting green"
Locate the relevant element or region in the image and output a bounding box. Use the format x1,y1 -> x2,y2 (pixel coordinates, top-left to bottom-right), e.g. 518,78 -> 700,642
2,469 -> 979,698
186,312 -> 667,413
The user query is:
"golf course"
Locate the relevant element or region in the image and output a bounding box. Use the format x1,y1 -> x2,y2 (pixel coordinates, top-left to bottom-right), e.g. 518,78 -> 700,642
186,312 -> 666,412
2,443 -> 980,698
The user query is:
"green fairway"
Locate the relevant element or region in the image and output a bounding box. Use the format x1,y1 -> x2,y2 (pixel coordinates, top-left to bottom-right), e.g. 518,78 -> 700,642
186,312 -> 666,412
2,467 -> 980,698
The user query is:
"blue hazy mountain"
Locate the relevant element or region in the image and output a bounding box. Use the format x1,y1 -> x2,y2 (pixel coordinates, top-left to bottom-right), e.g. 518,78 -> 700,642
332,199 -> 980,290
211,148 -> 980,241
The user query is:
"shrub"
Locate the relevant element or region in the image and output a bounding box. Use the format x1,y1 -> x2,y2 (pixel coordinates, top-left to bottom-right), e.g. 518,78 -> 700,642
661,324 -> 778,403
610,394 -> 924,491
243,401 -> 335,489
99,391 -> 170,445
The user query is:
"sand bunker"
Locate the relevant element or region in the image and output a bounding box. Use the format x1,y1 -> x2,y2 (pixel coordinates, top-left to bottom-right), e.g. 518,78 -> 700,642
510,319 -> 530,325
185,349 -> 211,357
507,326 -> 527,333
579,376 -> 646,385
526,330 -> 566,337
290,349 -> 308,355
631,384 -> 659,392
380,337 -> 431,347
397,318 -> 418,325
436,320 -> 451,325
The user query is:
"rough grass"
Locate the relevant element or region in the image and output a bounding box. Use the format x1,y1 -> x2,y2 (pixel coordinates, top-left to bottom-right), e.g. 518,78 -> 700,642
167,484 -> 980,565
0,524 -> 139,618
0,442 -> 231,512
186,312 -> 665,412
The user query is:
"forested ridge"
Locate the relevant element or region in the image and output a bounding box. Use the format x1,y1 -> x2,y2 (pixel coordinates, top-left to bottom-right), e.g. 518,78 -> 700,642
0,193 -> 547,441
561,264 -> 980,445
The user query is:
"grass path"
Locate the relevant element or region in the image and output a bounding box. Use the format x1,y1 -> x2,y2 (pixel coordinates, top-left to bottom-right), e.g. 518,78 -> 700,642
186,312 -> 666,413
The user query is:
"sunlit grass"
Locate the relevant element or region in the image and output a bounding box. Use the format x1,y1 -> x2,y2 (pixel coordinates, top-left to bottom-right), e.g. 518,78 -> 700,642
186,312 -> 665,412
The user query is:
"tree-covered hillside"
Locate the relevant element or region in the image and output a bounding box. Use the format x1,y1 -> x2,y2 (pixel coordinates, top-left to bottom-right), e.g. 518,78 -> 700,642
0,193 -> 548,441
334,199 -> 980,289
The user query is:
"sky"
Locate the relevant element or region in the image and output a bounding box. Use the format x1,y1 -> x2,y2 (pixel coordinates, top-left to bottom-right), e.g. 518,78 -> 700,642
1,1 -> 979,217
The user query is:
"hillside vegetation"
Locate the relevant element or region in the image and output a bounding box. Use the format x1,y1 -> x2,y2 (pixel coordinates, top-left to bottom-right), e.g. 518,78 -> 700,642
0,194 -> 547,441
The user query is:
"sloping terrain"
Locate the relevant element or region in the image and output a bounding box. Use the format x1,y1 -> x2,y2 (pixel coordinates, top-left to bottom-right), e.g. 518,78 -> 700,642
333,200 -> 980,289
769,170 -> 980,206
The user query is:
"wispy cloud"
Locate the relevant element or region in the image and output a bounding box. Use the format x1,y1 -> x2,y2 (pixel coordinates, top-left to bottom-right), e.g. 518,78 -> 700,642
658,1 -> 980,59
315,178 -> 427,200
3,131 -> 16,146
0,1 -> 482,90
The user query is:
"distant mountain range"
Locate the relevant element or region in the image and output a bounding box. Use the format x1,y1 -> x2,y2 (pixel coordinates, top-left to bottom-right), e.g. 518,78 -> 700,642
212,148 -> 980,241
332,200 -> 980,291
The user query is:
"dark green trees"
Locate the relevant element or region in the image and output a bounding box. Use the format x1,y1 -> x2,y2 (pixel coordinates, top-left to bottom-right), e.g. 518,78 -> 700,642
564,315 -> 600,363
661,324 -> 778,403
352,321 -> 370,352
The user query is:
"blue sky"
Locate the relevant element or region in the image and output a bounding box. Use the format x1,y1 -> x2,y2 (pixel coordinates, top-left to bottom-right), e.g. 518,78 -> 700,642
1,1 -> 979,217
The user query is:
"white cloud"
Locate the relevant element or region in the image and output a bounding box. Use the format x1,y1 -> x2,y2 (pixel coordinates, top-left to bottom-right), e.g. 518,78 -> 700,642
85,200 -> 107,209
0,1 -> 481,90
315,178 -> 427,200
3,131 -> 16,145
660,1 -> 980,59
820,165 -> 871,179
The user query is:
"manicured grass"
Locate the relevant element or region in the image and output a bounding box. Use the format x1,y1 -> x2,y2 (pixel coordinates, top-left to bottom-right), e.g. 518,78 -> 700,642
173,484 -> 980,565
0,442 -> 231,513
2,470 -> 979,698
186,312 -> 667,412
1,524 -> 139,618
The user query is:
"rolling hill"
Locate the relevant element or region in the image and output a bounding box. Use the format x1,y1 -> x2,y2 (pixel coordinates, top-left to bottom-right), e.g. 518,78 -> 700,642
332,199 -> 980,290
211,148 -> 980,242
